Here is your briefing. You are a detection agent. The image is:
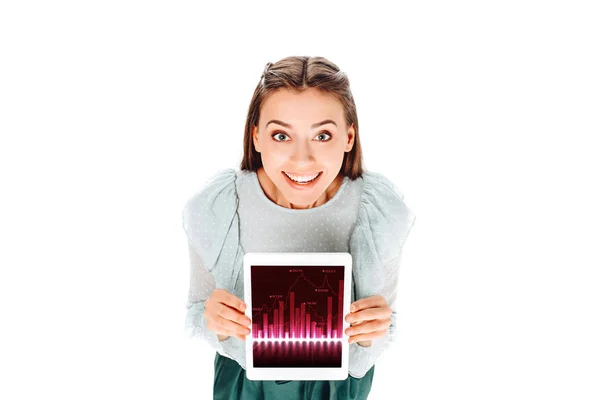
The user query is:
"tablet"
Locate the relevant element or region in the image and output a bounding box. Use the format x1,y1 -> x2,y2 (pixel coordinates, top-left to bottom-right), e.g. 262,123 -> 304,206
243,252 -> 352,381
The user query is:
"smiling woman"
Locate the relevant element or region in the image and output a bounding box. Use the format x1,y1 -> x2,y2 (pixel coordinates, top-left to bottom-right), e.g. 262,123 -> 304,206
251,87 -> 356,210
183,55 -> 416,400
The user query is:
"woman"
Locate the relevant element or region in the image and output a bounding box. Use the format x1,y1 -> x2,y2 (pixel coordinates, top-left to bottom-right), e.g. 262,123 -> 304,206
183,55 -> 416,399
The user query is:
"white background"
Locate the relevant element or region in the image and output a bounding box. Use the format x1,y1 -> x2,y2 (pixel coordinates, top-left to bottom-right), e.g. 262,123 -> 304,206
1,1 -> 598,399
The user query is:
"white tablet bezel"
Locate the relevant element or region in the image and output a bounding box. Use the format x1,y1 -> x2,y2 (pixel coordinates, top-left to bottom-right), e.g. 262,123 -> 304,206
243,252 -> 352,381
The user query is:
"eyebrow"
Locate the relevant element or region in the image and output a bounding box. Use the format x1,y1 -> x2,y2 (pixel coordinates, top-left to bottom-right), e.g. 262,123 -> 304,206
265,119 -> 337,129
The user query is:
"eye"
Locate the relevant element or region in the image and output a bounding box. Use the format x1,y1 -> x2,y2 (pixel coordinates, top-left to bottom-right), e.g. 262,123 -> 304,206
271,131 -> 332,142
316,132 -> 332,141
272,132 -> 289,142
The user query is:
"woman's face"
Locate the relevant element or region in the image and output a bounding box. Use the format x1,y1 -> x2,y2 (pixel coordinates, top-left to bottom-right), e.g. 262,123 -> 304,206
252,87 -> 355,209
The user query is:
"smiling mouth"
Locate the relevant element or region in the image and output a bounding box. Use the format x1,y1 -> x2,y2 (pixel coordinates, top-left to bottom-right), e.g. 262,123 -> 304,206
282,171 -> 322,184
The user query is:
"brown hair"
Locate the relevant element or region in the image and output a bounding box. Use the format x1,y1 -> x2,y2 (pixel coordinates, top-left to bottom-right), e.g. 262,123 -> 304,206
239,56 -> 364,180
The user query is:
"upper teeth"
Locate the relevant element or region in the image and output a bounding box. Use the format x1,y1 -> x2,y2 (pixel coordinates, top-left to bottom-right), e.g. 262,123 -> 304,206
284,172 -> 320,182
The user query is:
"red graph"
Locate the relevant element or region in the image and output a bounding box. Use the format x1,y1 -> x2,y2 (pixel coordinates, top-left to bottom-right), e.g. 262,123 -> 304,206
250,265 -> 345,368
251,266 -> 344,342
252,279 -> 344,340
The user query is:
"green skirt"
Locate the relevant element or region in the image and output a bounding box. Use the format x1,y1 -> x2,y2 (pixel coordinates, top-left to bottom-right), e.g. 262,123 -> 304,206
213,352 -> 375,400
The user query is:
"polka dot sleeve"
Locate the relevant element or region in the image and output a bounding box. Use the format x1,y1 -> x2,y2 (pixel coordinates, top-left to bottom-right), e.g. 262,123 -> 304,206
347,171 -> 416,378
182,168 -> 239,355
184,241 -> 232,353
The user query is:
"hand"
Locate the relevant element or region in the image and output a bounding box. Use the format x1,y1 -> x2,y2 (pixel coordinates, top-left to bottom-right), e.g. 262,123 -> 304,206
204,288 -> 252,341
344,295 -> 392,347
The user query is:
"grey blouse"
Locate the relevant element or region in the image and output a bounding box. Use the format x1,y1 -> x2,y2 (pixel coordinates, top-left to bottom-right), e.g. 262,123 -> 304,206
183,168 -> 416,378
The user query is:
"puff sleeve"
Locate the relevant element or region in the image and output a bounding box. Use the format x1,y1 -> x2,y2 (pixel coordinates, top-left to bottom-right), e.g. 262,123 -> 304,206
347,171 -> 416,378
182,168 -> 241,355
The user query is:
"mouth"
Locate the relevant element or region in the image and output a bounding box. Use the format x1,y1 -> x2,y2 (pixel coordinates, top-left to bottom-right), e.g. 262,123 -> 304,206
282,171 -> 323,187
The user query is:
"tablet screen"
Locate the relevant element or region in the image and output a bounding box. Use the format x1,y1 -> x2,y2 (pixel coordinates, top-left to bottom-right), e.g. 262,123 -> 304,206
250,264 -> 345,368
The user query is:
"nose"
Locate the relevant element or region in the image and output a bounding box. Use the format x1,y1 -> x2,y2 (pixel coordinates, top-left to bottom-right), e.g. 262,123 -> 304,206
289,138 -> 315,164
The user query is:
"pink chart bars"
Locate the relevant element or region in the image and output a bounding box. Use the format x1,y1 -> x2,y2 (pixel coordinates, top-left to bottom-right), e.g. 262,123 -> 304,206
252,280 -> 344,342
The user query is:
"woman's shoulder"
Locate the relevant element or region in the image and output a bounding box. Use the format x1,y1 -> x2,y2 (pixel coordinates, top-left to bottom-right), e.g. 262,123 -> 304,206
359,170 -> 407,199
182,168 -> 239,214
181,168 -> 240,270
358,170 -> 413,212
351,170 -> 416,265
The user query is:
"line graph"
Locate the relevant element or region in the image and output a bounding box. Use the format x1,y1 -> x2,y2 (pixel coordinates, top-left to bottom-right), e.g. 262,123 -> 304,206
250,265 -> 345,368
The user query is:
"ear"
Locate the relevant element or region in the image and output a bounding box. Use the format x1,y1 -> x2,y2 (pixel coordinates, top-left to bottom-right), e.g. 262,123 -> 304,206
345,123 -> 355,152
252,125 -> 261,153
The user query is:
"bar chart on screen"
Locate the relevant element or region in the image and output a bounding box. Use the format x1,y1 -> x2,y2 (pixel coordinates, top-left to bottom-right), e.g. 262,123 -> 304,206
250,265 -> 345,368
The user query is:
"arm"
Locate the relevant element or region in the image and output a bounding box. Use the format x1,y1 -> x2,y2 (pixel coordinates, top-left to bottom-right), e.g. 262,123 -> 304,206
348,250 -> 402,378
184,241 -> 233,352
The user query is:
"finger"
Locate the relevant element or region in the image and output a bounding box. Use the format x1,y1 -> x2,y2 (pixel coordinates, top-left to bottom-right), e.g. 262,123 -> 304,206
345,319 -> 390,337
347,329 -> 387,344
351,295 -> 386,313
216,302 -> 252,328
346,306 -> 392,324
215,314 -> 252,337
218,325 -> 248,341
207,317 -> 248,341
213,289 -> 247,313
